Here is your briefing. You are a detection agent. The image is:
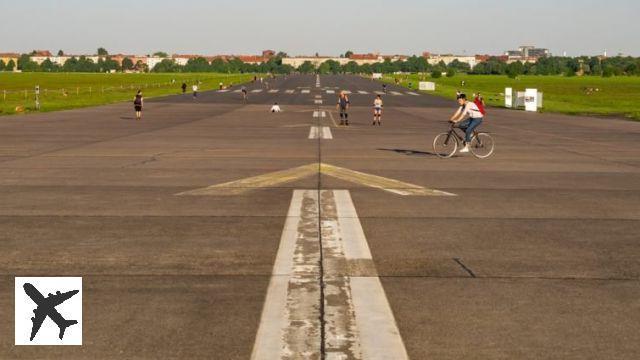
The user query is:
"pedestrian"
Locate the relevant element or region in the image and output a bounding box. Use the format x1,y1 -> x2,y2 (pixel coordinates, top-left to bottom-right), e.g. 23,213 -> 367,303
181,82 -> 187,94
192,84 -> 199,98
219,82 -> 223,90
133,90 -> 143,120
337,91 -> 351,126
372,95 -> 383,126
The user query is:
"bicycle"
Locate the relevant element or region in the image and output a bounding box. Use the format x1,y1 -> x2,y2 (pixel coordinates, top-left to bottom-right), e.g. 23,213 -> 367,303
433,122 -> 495,159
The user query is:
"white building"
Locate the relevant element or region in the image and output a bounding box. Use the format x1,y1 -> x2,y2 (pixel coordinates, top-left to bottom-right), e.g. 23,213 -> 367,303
146,57 -> 167,70
426,55 -> 478,69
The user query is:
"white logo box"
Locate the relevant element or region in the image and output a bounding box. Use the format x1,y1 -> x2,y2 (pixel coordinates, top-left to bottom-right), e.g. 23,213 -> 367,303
15,277 -> 82,346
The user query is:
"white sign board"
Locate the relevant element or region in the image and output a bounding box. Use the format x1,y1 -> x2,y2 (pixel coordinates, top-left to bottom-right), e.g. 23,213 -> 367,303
372,73 -> 383,79
524,88 -> 538,112
419,82 -> 435,91
505,87 -> 513,108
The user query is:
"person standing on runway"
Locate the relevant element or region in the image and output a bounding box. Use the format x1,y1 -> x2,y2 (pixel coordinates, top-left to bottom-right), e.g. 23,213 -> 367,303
192,83 -> 199,99
181,82 -> 187,94
337,91 -> 351,126
133,90 -> 143,120
373,95 -> 383,126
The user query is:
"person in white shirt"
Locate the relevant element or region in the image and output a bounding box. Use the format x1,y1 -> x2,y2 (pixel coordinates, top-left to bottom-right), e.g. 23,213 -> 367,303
192,84 -> 199,98
450,93 -> 484,153
270,103 -> 282,113
372,95 -> 383,126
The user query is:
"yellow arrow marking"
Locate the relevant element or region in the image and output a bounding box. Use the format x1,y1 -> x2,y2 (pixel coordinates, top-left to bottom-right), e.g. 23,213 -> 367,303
177,163 -> 456,197
177,163 -> 318,196
319,163 -> 456,196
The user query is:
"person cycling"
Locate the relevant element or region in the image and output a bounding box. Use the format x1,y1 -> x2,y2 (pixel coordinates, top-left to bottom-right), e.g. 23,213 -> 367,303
450,93 -> 484,153
241,86 -> 248,101
373,95 -> 383,126
337,91 -> 351,126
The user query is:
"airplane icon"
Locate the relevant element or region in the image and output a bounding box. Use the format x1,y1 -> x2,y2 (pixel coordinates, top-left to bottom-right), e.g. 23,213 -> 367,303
23,283 -> 79,341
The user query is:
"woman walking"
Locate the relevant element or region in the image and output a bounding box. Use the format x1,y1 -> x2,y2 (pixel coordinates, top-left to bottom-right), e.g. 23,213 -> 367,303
133,90 -> 143,120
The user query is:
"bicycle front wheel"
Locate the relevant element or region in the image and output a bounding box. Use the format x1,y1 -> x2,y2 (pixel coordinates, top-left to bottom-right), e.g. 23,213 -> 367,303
470,133 -> 495,159
433,133 -> 458,158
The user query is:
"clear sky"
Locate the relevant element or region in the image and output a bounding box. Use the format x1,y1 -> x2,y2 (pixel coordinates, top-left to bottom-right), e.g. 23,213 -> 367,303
2,0 -> 638,56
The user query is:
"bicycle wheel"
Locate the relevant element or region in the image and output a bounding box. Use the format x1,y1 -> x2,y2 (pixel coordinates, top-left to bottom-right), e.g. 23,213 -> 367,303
433,133 -> 458,158
470,133 -> 495,159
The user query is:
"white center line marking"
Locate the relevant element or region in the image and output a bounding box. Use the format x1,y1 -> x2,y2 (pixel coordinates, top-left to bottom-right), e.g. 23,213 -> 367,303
251,190 -> 408,359
390,91 -> 403,96
217,89 -> 230,93
285,89 -> 295,94
315,100 -> 323,105
407,92 -> 419,96
302,89 -> 310,94
251,89 -> 263,93
309,126 -> 333,139
326,90 -> 335,94
357,91 -> 369,95
269,89 -> 280,93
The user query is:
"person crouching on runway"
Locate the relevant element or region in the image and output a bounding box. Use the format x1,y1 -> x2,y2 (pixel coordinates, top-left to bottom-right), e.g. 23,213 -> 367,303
337,91 -> 350,126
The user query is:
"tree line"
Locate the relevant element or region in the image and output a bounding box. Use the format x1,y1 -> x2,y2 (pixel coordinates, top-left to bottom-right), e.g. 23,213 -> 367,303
3,48 -> 639,78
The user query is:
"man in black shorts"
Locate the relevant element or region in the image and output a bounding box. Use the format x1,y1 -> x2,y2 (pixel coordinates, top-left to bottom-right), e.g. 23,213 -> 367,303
337,91 -> 350,126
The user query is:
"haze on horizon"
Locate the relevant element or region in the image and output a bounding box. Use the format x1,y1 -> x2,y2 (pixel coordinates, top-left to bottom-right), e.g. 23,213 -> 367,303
1,0 -> 638,57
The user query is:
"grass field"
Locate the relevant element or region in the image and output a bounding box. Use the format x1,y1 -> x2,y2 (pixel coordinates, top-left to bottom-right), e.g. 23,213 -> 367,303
0,73 -> 257,115
383,74 -> 640,120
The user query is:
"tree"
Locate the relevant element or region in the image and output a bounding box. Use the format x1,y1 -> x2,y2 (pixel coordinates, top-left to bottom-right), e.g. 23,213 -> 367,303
184,57 -> 210,72
298,61 -> 316,74
431,69 -> 442,78
506,61 -> 524,79
97,47 -> 108,56
152,59 -> 180,73
134,60 -> 149,72
121,57 -> 134,71
446,68 -> 456,77
6,59 -> 16,71
602,66 -> 614,78
153,51 -> 169,58
57,49 -> 64,56
18,54 -> 39,71
344,50 -> 354,59
40,58 -> 59,72
318,62 -> 331,74
0,60 -> 5,71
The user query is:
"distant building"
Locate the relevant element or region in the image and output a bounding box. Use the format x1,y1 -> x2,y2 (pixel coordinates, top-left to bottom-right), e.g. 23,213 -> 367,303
0,53 -> 19,70
282,56 -> 350,68
504,45 -> 549,62
348,53 -> 382,65
235,55 -> 270,64
423,53 -> 479,69
262,50 -> 276,58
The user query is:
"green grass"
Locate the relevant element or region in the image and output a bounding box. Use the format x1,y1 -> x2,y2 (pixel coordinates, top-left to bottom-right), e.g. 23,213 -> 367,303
383,74 -> 640,120
0,72 -> 257,115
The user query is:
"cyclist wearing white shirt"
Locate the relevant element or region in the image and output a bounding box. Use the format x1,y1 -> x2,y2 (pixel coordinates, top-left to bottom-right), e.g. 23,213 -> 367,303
450,93 -> 484,153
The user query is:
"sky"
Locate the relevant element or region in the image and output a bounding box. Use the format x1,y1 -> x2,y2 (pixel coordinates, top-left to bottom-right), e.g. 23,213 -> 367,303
1,0 -> 639,57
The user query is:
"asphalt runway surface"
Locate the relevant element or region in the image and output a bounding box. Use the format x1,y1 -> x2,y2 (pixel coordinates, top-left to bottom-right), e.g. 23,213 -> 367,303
1,74 -> 639,359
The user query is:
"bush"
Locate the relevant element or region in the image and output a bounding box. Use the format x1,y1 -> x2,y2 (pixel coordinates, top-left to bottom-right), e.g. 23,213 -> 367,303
431,70 -> 442,78
446,68 -> 456,77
